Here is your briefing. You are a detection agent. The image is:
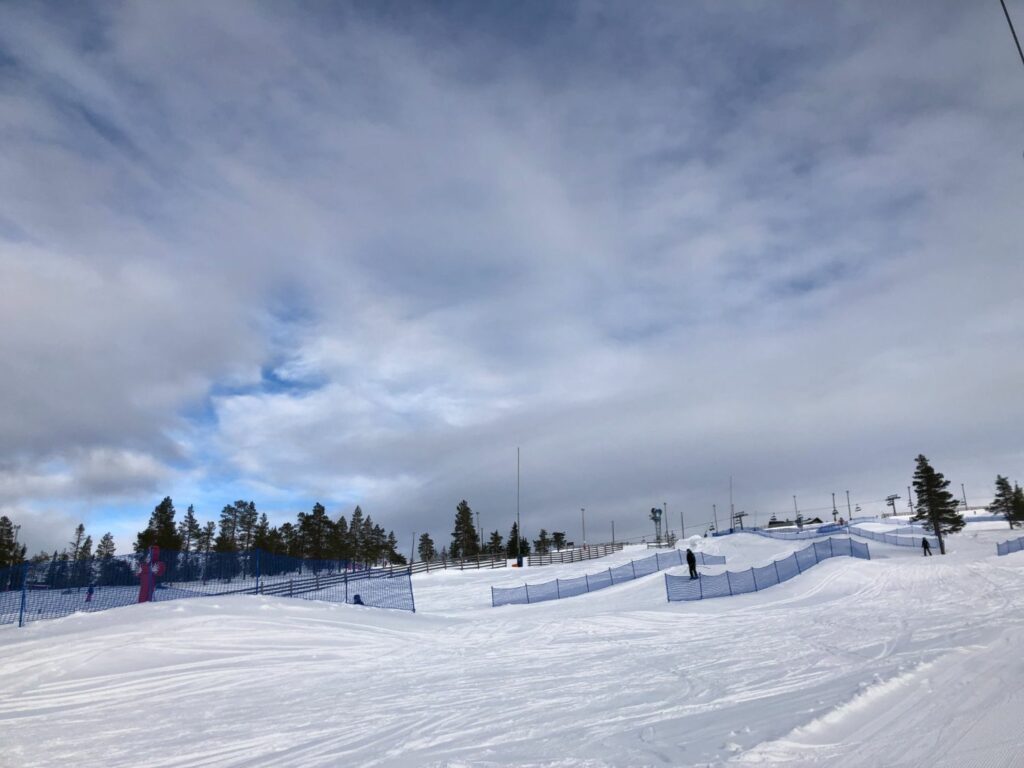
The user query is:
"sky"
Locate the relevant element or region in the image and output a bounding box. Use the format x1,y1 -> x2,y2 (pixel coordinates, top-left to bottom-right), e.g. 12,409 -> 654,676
1,1 -> 1022,557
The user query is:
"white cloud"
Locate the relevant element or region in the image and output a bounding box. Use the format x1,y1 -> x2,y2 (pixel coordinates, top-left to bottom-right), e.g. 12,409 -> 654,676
0,1 -> 1021,552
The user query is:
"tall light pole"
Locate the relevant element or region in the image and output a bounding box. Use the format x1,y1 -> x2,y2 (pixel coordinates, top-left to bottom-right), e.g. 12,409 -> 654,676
846,490 -> 852,519
581,507 -> 586,547
832,492 -> 838,522
516,447 -> 521,566
961,483 -> 969,512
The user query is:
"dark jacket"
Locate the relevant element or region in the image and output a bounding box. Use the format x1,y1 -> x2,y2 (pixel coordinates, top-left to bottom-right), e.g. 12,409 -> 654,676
686,549 -> 696,566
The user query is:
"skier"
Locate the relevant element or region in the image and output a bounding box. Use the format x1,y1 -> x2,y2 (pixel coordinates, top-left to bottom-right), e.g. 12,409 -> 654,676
921,537 -> 932,557
686,548 -> 699,579
352,594 -> 365,605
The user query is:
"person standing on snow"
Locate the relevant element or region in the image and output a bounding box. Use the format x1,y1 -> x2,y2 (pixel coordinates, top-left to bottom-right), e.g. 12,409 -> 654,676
686,548 -> 699,579
922,537 -> 932,556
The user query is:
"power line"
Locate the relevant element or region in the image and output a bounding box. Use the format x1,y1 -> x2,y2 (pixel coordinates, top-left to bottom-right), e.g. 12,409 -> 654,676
1001,0 -> 1024,69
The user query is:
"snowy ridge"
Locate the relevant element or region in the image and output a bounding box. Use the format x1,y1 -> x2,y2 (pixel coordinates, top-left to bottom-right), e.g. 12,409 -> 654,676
491,547 -> 726,606
665,537 -> 869,601
3,527 -> 1024,767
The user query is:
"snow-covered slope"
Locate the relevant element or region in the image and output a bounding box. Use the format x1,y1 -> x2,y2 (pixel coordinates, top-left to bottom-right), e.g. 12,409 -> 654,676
2,529 -> 1022,767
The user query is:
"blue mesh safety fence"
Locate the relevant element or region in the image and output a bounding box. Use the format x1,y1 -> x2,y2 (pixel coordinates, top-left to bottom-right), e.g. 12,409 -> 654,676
666,537 -> 871,602
491,548 -> 726,607
632,555 -> 659,578
997,537 -> 1024,556
557,575 -> 589,598
587,570 -> 612,591
848,525 -> 939,550
0,548 -> 415,628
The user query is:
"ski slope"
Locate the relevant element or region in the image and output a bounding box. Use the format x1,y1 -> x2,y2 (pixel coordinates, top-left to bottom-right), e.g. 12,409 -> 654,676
2,529 -> 1023,767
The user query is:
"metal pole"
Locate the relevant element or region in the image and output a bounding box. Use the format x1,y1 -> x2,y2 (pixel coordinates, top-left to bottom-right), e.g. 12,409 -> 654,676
410,532 -> 416,565
961,483 -> 969,512
664,502 -> 668,540
712,504 -> 719,533
680,508 -> 685,539
581,507 -> 586,546
516,447 -> 521,565
793,495 -> 799,517
729,477 -> 734,529
846,491 -> 852,518
611,520 -> 615,544
907,486 -> 914,514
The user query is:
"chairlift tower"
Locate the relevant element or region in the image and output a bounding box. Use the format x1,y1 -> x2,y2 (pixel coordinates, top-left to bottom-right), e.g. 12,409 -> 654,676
650,507 -> 663,544
885,494 -> 901,518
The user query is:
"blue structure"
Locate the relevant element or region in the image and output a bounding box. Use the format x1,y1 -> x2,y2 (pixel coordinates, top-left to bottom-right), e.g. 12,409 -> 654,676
0,549 -> 416,629
491,548 -> 726,607
665,537 -> 870,602
996,536 -> 1024,556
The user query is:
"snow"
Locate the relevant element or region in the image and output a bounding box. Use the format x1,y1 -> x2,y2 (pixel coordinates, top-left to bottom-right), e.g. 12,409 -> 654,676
2,530 -> 1023,767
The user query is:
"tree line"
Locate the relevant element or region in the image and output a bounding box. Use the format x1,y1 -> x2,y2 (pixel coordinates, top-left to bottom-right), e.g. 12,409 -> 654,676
414,499 -> 571,563
134,497 -> 406,565
0,497 -> 407,574
2,456 -> 1023,573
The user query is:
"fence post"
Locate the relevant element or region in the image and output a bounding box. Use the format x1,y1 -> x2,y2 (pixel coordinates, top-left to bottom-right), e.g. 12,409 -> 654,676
19,562 -> 28,628
795,550 -> 802,573
556,580 -> 561,598
829,538 -> 834,557
525,584 -> 531,604
608,567 -> 613,585
631,561 -> 636,579
585,574 -> 590,592
726,571 -> 733,595
774,560 -> 781,582
255,549 -> 261,595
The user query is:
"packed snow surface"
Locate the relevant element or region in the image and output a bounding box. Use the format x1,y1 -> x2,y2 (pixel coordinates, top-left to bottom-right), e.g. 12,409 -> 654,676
2,527 -> 1024,767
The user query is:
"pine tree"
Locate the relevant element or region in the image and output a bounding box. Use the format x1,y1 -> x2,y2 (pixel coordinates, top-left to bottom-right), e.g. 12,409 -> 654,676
136,497 -> 183,555
551,531 -> 566,551
386,531 -> 405,564
177,505 -> 202,553
297,502 -> 334,561
418,533 -> 437,562
78,535 -> 93,560
331,514 -> 351,562
69,524 -> 87,561
485,530 -> 503,556
0,515 -> 26,570
533,529 -> 552,555
1014,484 -> 1024,528
96,533 -> 116,559
505,521 -> 530,558
990,476 -> 1017,529
909,454 -> 964,555
235,501 -> 259,551
349,506 -> 365,562
450,500 -> 480,559
252,513 -> 272,550
198,521 -> 216,554
214,512 -> 238,553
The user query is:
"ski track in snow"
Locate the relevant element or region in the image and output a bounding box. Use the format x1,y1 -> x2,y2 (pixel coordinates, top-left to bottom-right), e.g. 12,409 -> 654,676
2,529 -> 1023,767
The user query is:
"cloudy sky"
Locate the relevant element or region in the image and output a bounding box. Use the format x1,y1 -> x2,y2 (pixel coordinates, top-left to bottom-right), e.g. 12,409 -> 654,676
1,1 -> 1022,556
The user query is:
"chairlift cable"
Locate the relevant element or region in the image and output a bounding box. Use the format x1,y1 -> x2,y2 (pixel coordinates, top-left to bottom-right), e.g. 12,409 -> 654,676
1000,0 -> 1024,69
